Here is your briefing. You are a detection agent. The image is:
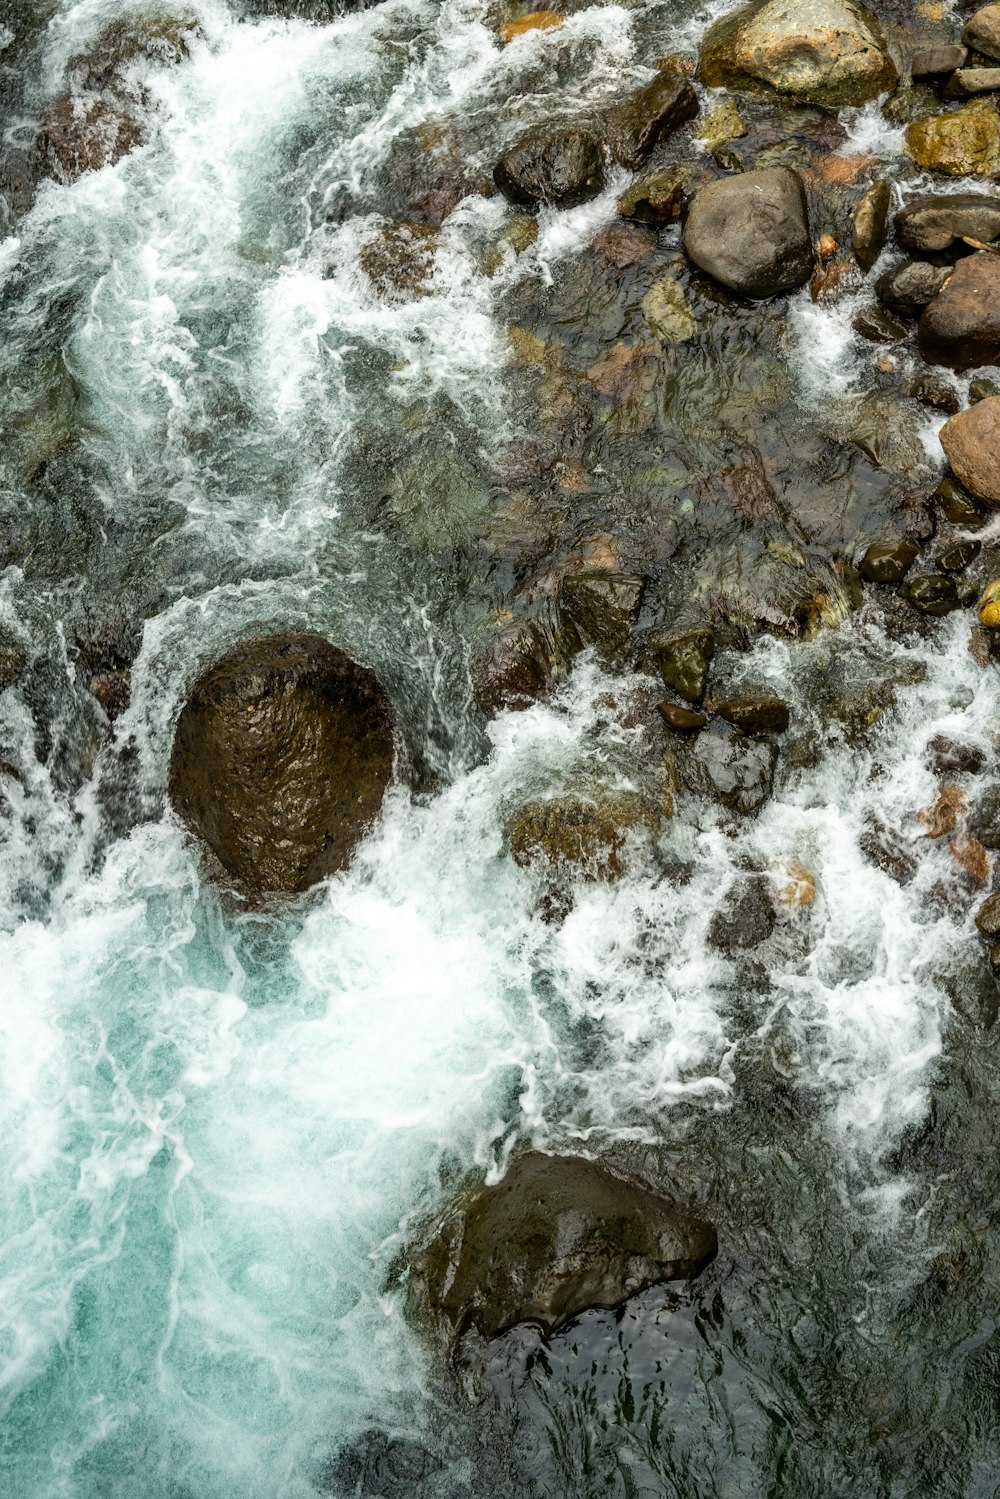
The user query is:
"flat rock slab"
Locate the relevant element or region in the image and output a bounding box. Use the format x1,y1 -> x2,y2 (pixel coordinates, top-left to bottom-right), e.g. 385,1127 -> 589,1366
407,1152 -> 717,1340
895,193 -> 1000,253
683,167 -> 812,299
168,633 -> 395,903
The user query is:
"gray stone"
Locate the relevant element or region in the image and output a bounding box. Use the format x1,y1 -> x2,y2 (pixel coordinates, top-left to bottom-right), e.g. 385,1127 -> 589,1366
911,46 -> 968,79
494,127 -> 604,210
895,192 -> 1000,253
945,69 -> 1000,99
708,875 -> 777,951
684,726 -> 778,815
683,167 -> 812,299
853,178 -> 891,272
876,259 -> 951,318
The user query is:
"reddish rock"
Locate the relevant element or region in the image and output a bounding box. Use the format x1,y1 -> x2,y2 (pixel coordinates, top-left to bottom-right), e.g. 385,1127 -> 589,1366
658,700 -> 708,731
919,254 -> 1000,372
38,97 -> 144,182
940,397 -> 1000,507
591,223 -> 657,272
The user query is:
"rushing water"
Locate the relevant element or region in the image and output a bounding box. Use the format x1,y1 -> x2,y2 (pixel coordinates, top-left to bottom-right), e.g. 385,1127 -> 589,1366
3,1 -> 1000,1496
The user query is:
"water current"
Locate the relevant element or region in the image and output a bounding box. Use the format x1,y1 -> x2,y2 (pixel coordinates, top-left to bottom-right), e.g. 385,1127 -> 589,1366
3,0 -> 1000,1495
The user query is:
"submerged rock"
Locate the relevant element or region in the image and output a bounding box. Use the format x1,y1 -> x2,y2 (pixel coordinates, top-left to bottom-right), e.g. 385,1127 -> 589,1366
641,277 -> 697,341
860,536 -> 919,583
560,572 -> 644,665
683,168 -> 812,299
494,127 -> 604,210
919,254 -> 1000,372
698,0 -> 896,108
904,100 -> 1000,178
38,97 -> 144,182
359,221 -> 438,299
941,398 -> 1000,507
505,790 -> 659,882
498,9 -> 563,44
899,574 -> 963,615
473,620 -> 552,716
895,193 -> 1000,254
683,726 -> 778,815
406,1152 -> 717,1340
168,634 -> 395,902
708,875 -> 776,950
604,74 -> 698,171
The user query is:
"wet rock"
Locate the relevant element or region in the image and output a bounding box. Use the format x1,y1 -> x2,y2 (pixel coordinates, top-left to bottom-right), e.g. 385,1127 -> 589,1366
876,260 -> 951,319
69,11 -> 200,89
329,1430 -> 441,1498
699,97 -> 748,150
604,74 -> 698,171
860,814 -> 918,884
945,68 -> 1000,100
591,223 -> 656,272
90,669 -> 131,722
860,536 -> 919,583
899,573 -> 963,615
617,163 -> 710,224
971,377 -> 1000,402
506,791 -> 659,882
683,725 -> 778,815
912,46 -> 969,79
852,179 -> 891,272
919,253 -> 1000,372
707,874 -> 776,950
482,213 -> 538,275
920,782 -> 965,839
853,303 -> 909,344
715,693 -> 790,734
934,473 -> 987,527
965,5 -> 1000,63
951,832 -> 993,884
641,277 -> 697,341
559,573 -> 644,664
937,539 -> 982,572
473,621 -> 552,716
498,9 -> 562,44
904,99 -> 1000,178
927,735 -> 986,776
658,700 -> 708,731
907,370 -> 961,415
38,97 -> 145,183
683,167 -> 812,300
977,893 -> 1000,937
698,0 -> 896,107
895,193 -> 1000,253
168,633 -> 395,903
938,950 -> 999,1028
494,127 -> 604,210
970,786 -> 1000,847
0,636 -> 26,693
979,579 -> 1000,625
652,628 -> 714,705
406,1152 -> 717,1341
811,256 -> 856,303
359,221 -> 438,299
775,861 -> 817,909
941,398 -> 1000,507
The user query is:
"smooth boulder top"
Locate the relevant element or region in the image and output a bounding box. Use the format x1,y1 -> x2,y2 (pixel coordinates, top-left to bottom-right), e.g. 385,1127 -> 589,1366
940,398 -> 1000,507
494,126 -> 604,209
919,253 -> 1000,373
698,0 -> 897,107
895,192 -> 1000,253
904,99 -> 1000,177
168,632 -> 395,903
407,1151 -> 717,1341
965,4 -> 1000,62
683,167 -> 812,299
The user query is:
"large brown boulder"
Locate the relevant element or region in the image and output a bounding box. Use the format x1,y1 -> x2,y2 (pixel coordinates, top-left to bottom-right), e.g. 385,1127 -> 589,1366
698,0 -> 896,108
168,633 -> 395,902
904,99 -> 1000,177
683,167 -> 812,299
940,398 -> 1000,507
406,1152 -> 717,1340
919,254 -> 1000,372
965,4 -> 1000,62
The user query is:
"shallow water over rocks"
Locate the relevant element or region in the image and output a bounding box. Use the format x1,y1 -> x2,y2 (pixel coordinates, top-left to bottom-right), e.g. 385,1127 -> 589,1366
2,1 -> 1000,1497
